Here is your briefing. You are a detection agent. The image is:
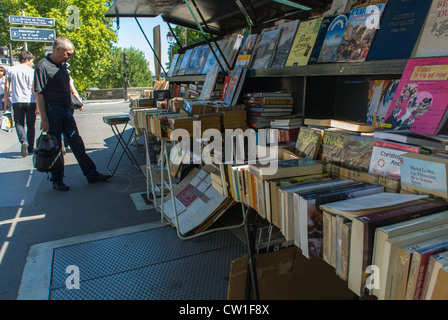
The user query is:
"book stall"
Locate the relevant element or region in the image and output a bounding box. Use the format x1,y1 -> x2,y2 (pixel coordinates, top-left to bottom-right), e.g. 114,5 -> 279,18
106,0 -> 448,300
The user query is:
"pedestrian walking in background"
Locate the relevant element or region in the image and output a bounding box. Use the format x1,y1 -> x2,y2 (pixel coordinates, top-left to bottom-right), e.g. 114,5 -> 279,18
4,51 -> 37,157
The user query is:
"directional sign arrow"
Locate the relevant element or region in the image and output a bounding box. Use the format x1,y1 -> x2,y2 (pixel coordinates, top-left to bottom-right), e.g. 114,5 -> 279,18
9,15 -> 55,27
10,27 -> 56,42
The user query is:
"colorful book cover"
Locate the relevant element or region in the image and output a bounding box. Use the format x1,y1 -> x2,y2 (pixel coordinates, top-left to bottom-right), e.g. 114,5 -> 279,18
223,68 -> 243,106
185,46 -> 201,75
172,53 -> 184,76
368,140 -> 420,179
176,49 -> 193,76
413,0 -> 448,58
382,57 -> 448,136
366,80 -> 386,125
367,0 -> 433,61
251,28 -> 282,69
317,14 -> 349,63
308,14 -> 346,65
270,19 -> 300,68
335,4 -> 386,63
375,79 -> 400,128
319,128 -> 352,164
285,18 -> 323,67
234,34 -> 258,69
295,126 -> 324,160
199,64 -> 220,101
192,45 -> 210,74
340,135 -> 375,172
167,53 -> 180,77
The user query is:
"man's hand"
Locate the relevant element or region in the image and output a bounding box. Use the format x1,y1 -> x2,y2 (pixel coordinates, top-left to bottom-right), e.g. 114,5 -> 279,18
40,116 -> 49,132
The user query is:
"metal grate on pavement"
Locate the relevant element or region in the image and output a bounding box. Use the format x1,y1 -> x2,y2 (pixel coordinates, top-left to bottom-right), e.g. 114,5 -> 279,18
48,225 -> 247,300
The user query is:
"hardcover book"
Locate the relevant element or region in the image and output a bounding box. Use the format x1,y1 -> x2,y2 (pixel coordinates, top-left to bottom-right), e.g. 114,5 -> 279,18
251,28 -> 282,69
285,18 -> 323,67
234,34 -> 258,69
413,0 -> 448,58
295,126 -> 324,160
317,14 -> 349,63
172,54 -> 184,76
340,135 -> 375,172
192,45 -> 210,74
168,53 -> 180,77
199,64 -> 220,101
335,4 -> 386,63
367,0 -> 433,61
270,20 -> 300,68
176,49 -> 193,76
223,68 -> 244,106
185,46 -> 201,75
308,14 -> 346,65
319,128 -> 352,164
381,57 -> 448,136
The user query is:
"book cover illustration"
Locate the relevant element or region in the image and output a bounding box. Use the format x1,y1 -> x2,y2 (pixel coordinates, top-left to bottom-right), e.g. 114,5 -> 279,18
185,46 -> 201,75
235,34 -> 258,69
270,19 -> 300,68
201,41 -> 223,74
199,64 -> 220,101
172,54 -> 184,76
335,4 -> 386,62
295,126 -> 324,160
177,49 -> 193,75
413,0 -> 448,58
368,140 -> 420,179
340,135 -> 375,171
167,53 -> 180,77
382,57 -> 448,136
317,14 -> 349,63
319,128 -> 350,164
367,0 -> 433,61
251,28 -> 282,69
193,45 -> 210,74
285,18 -> 323,67
308,14 -> 344,65
366,80 -> 386,125
375,79 -> 400,128
223,68 -> 243,106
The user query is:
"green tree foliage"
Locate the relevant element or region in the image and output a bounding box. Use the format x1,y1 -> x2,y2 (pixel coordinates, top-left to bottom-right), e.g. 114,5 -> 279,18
0,0 -> 117,92
97,46 -> 153,89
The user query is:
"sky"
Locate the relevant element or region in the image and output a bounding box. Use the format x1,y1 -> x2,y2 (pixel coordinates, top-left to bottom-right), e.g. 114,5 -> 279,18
116,16 -> 171,75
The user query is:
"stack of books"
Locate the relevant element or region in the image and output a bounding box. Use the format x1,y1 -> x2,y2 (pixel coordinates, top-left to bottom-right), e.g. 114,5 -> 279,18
245,92 -> 294,129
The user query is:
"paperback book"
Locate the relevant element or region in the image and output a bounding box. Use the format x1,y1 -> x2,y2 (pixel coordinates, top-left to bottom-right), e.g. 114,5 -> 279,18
251,28 -> 282,69
335,4 -> 386,63
285,18 -> 323,67
270,19 -> 300,68
382,57 -> 448,136
317,14 -> 349,63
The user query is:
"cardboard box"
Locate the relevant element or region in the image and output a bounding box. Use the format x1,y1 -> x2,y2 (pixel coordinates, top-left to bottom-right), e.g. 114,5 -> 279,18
227,246 -> 356,300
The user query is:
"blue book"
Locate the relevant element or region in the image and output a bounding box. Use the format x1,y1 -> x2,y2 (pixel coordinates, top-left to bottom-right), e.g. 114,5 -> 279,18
366,0 -> 432,61
308,14 -> 342,65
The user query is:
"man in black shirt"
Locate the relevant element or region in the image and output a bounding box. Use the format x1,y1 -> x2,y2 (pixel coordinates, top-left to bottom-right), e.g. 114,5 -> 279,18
34,37 -> 111,191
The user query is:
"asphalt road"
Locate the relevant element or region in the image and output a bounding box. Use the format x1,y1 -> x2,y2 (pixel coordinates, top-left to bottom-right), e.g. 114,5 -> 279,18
0,99 -> 158,300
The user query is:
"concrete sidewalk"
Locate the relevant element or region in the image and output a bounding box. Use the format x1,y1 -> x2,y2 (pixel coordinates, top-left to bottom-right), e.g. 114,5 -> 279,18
0,100 -> 246,300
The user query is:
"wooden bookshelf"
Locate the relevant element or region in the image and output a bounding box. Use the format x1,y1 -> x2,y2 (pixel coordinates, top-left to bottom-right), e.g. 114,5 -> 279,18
166,74 -> 207,82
